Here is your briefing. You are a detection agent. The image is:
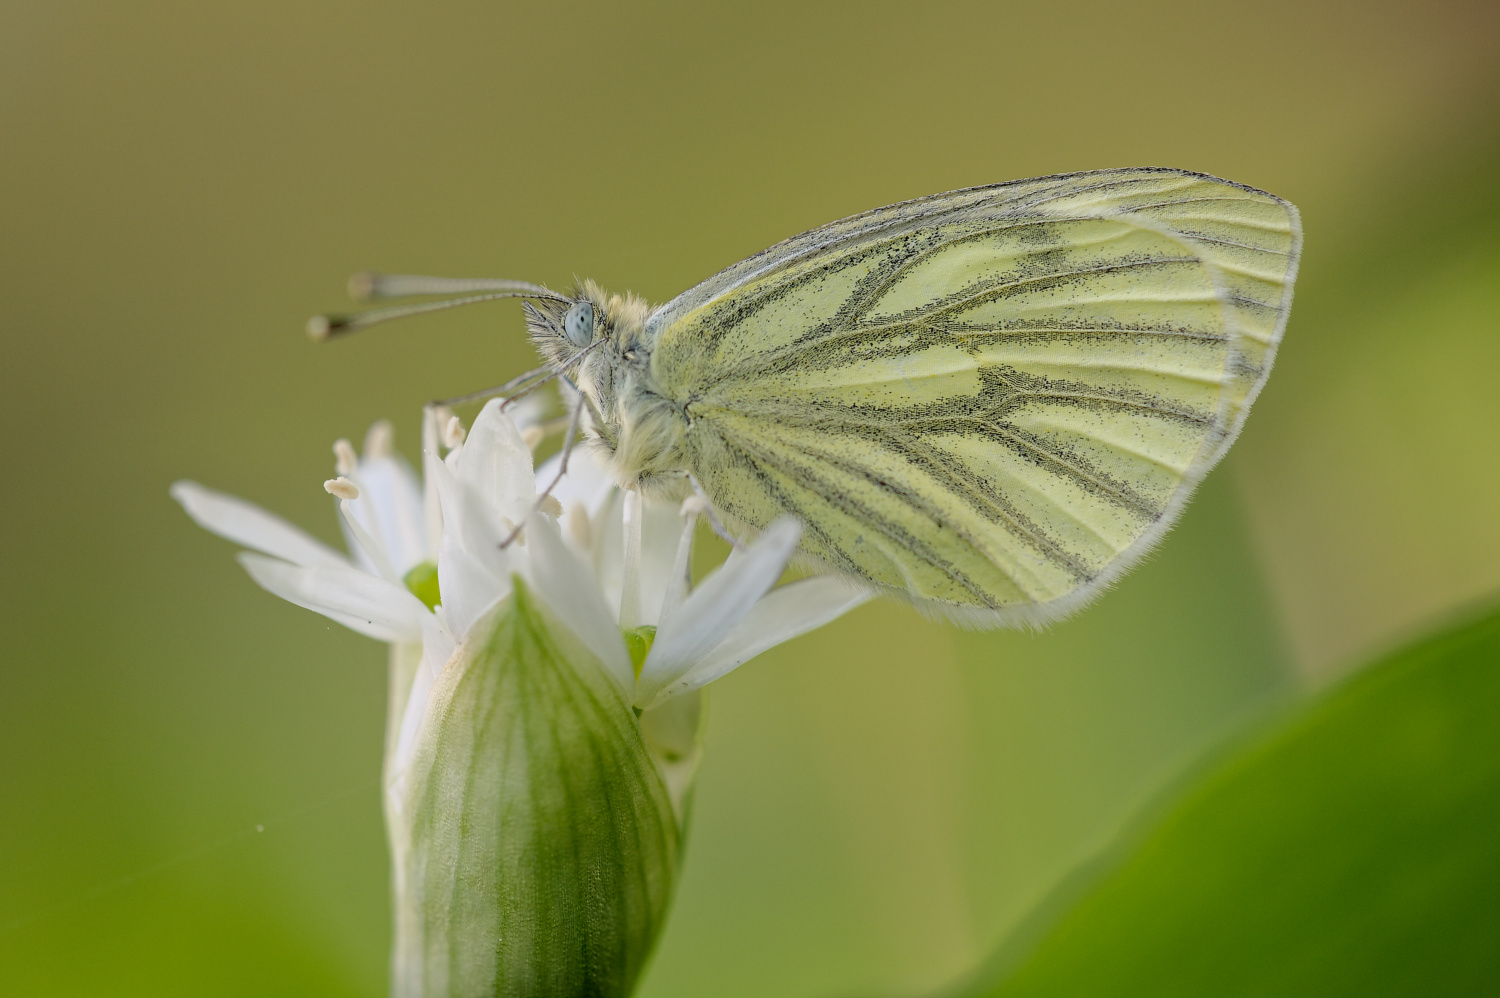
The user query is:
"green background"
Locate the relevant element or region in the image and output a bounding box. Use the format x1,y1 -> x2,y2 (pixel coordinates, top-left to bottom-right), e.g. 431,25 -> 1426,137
3,1 -> 1499,994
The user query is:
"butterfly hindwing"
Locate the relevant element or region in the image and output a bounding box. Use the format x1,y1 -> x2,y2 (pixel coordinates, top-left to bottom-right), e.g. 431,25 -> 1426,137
646,169 -> 1300,624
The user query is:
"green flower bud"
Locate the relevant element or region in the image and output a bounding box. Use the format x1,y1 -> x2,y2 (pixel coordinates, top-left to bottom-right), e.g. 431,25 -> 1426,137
391,578 -> 679,998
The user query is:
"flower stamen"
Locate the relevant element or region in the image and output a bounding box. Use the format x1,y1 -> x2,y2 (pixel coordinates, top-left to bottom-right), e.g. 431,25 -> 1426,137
334,439 -> 358,476
364,419 -> 395,459
565,503 -> 591,550
501,516 -> 525,546
325,476 -> 360,500
442,416 -> 466,449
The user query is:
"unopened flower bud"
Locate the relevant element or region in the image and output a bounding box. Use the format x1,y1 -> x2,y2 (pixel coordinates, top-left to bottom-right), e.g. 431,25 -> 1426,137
391,579 -> 679,998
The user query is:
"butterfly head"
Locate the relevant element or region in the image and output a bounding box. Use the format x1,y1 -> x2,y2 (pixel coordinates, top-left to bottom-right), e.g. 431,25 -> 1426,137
523,280 -> 652,372
523,282 -> 601,364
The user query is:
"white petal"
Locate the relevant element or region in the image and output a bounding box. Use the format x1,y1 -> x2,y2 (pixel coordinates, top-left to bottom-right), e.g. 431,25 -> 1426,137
345,453 -> 429,577
537,443 -> 616,519
522,512 -> 633,692
636,498 -> 688,628
504,391 -> 549,433
457,399 -> 534,526
389,610 -> 457,787
339,499 -> 398,581
236,552 -> 428,642
637,517 -> 801,706
422,411 -> 445,557
589,490 -> 627,620
567,490 -> 675,629
657,512 -> 697,626
431,455 -> 514,640
641,576 -> 872,708
172,480 -> 349,568
618,491 -> 644,628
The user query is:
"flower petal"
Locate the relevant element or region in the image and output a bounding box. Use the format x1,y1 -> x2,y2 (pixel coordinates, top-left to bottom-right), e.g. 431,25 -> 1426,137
503,391 -> 549,433
538,443 -> 616,520
339,498 -> 398,581
388,610 -> 458,796
581,492 -> 683,627
636,517 -> 801,706
640,576 -> 872,708
636,499 -> 688,628
618,491 -> 645,629
430,454 -> 514,641
589,490 -> 627,619
457,399 -> 534,527
236,552 -> 428,642
422,410 -> 445,556
172,480 -> 350,568
523,512 -> 633,692
344,453 -> 429,578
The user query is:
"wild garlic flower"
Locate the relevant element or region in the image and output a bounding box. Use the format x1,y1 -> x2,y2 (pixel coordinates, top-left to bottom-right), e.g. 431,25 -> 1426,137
173,399 -> 869,998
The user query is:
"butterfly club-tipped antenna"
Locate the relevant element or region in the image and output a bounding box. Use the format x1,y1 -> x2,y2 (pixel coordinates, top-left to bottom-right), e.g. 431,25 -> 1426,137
306,272 -> 572,341
306,271 -> 609,553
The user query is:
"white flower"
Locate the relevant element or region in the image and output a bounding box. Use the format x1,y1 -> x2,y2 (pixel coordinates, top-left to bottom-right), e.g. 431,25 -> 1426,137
174,398 -> 872,997
173,399 -> 870,762
172,420 -> 432,644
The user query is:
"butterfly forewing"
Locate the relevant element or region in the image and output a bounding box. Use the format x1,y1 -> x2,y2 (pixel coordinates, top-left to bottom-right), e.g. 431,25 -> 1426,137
647,169 -> 1300,624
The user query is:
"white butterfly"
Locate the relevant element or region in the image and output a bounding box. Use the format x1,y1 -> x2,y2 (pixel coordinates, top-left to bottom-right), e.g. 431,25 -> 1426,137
315,168 -> 1300,626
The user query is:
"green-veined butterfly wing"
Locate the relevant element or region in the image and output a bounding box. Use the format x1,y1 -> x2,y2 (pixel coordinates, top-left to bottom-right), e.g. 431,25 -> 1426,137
645,168 -> 1300,625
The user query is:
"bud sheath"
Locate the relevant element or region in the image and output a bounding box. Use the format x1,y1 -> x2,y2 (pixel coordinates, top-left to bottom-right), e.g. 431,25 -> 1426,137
393,579 -> 679,998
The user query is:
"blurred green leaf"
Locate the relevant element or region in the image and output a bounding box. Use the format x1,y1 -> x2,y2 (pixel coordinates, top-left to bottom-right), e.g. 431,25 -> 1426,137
960,602 -> 1500,997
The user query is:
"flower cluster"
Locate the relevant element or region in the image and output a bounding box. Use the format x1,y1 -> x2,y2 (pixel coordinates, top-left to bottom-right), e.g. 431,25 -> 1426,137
174,400 -> 867,786
173,398 -> 869,997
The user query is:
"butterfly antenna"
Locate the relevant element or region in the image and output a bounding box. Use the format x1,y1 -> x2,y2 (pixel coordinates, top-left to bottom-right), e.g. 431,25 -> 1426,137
309,289 -> 571,341
347,272 -> 557,301
309,272 -> 571,340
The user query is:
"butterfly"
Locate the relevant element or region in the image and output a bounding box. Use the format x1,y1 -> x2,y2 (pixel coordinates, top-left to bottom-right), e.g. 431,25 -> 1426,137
315,168 -> 1301,626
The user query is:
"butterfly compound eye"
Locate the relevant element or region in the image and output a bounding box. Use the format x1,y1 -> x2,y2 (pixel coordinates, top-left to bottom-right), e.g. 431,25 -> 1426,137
563,301 -> 596,346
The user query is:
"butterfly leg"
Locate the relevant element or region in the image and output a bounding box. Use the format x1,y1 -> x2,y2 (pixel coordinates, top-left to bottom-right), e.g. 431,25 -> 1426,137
499,386 -> 586,550
431,338 -> 605,412
429,364 -> 553,410
682,471 -> 743,550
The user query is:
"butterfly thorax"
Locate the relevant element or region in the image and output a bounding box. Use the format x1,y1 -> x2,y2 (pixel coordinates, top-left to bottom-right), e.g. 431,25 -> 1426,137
525,281 -> 692,500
